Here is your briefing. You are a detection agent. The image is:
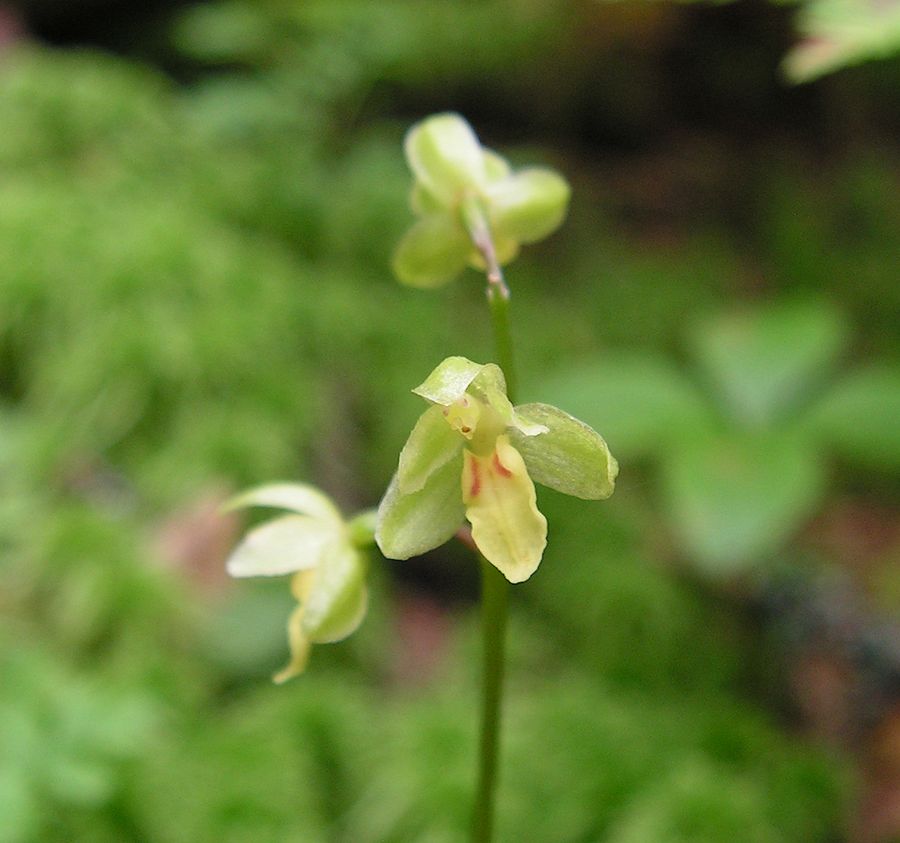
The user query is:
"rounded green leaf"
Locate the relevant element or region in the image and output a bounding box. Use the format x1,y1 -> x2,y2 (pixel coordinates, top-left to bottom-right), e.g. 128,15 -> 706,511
376,452 -> 466,560
302,545 -> 368,644
536,354 -> 716,460
806,364 -> 900,469
398,405 -> 465,494
392,214 -> 471,288
510,403 -> 618,500
486,168 -> 570,244
689,300 -> 848,428
224,483 -> 343,526
404,113 -> 486,205
226,515 -> 336,577
661,431 -> 826,576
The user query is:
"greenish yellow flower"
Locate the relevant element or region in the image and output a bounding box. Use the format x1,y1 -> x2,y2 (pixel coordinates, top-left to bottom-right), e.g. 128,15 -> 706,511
225,484 -> 374,683
376,357 -> 617,582
393,113 -> 571,288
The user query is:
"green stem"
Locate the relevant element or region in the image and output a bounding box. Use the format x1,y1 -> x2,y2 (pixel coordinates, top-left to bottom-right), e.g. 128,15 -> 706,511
462,196 -> 517,843
472,557 -> 508,843
461,197 -> 518,399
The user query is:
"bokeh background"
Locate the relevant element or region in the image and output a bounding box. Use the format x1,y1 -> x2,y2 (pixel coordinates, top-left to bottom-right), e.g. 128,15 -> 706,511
1,1 -> 898,841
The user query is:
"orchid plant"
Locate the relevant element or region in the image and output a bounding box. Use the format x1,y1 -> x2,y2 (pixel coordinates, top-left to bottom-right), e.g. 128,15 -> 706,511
225,112 -> 617,842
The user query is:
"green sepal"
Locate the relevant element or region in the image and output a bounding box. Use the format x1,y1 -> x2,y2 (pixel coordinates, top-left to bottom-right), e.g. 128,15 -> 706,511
376,452 -> 466,560
412,356 -> 489,405
509,403 -> 618,500
392,213 -> 471,288
467,233 -> 520,270
225,515 -> 335,578
410,182 -> 444,216
347,509 -> 378,548
483,148 -> 512,181
486,168 -> 570,244
404,113 -> 485,206
302,544 -> 369,644
223,482 -> 342,525
398,404 -> 465,494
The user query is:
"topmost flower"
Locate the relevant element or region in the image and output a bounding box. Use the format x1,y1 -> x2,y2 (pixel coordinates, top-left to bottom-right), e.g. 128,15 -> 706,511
393,113 -> 571,288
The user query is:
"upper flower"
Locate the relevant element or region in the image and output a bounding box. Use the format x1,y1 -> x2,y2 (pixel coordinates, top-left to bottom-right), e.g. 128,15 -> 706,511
393,113 -> 571,288
376,357 -> 617,582
224,484 -> 373,683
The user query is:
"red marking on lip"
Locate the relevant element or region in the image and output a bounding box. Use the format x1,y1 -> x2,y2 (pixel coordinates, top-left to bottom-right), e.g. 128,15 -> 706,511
469,459 -> 481,498
492,451 -> 512,478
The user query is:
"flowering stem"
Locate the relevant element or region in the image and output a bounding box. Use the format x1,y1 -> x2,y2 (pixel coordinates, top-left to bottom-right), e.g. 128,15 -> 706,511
472,555 -> 508,843
463,198 -> 517,843
462,197 -> 518,399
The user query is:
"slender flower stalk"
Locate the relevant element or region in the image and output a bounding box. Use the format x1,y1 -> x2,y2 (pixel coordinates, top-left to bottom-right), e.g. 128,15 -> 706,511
473,555 -> 508,843
468,205 -> 515,843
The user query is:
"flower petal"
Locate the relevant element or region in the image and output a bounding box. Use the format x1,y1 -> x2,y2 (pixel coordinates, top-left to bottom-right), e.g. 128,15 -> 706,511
225,515 -> 335,578
404,113 -> 486,205
392,214 -> 471,288
301,544 -> 369,644
273,595 -> 312,684
224,483 -> 342,526
462,436 -> 547,583
485,168 -> 570,244
509,403 -> 618,500
410,182 -> 444,215
412,356 -> 488,405
376,451 -> 466,560
398,405 -> 466,494
483,148 -> 512,182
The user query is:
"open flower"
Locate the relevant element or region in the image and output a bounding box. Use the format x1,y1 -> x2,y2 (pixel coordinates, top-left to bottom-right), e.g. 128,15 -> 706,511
393,113 -> 571,288
225,484 -> 374,683
376,357 -> 617,582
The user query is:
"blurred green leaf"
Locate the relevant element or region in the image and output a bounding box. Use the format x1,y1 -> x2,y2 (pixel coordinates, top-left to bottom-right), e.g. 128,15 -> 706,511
689,301 -> 848,428
536,354 -> 716,459
806,364 -> 900,469
661,431 -> 826,574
